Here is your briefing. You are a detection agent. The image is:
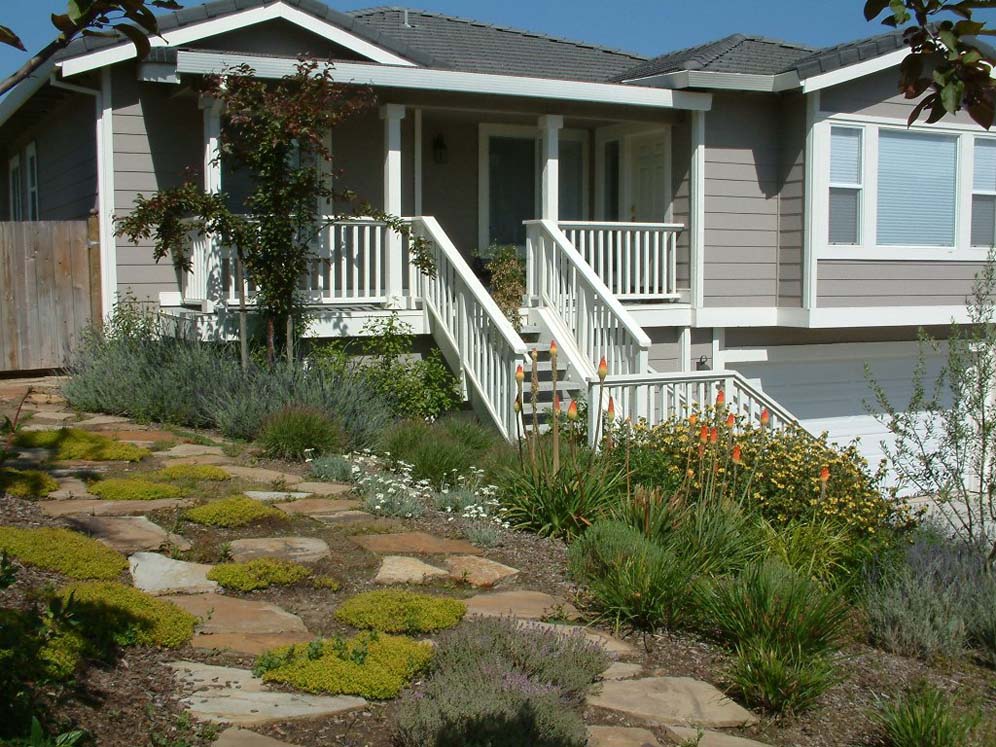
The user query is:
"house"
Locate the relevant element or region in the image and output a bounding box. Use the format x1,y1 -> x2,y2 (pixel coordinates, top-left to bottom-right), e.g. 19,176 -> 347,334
0,0 -> 980,476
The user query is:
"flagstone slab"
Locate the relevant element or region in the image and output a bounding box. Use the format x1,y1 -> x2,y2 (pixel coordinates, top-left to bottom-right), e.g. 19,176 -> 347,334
191,631 -> 315,656
164,593 -> 309,637
587,677 -> 759,729
130,552 -> 219,595
352,531 -> 482,556
316,510 -> 378,525
168,661 -> 366,726
587,726 -> 662,747
213,727 -> 304,747
223,466 -> 303,485
25,391 -> 68,406
49,477 -> 96,500
162,443 -> 226,458
66,515 -> 190,554
244,490 -> 313,503
600,662 -> 644,681
212,727 -> 303,747
101,430 -> 178,443
445,555 -> 519,588
374,556 -> 448,585
161,454 -> 233,466
465,590 -> 579,621
292,481 -> 353,496
524,621 -> 635,658
275,498 -> 361,517
41,498 -> 191,517
30,411 -> 76,423
76,415 -> 133,428
664,727 -> 772,747
228,537 -> 331,564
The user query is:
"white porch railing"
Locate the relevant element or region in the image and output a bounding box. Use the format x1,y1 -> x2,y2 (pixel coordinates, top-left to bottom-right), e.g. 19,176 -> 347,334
525,219 -> 650,378
585,369 -> 800,443
559,221 -> 682,301
180,225 -> 212,304
410,216 -> 529,440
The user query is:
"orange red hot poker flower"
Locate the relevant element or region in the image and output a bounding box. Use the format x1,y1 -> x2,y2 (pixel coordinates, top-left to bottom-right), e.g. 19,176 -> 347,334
760,408 -> 770,428
716,390 -> 726,407
515,364 -> 524,383
732,444 -> 742,464
598,356 -> 608,382
567,400 -> 578,421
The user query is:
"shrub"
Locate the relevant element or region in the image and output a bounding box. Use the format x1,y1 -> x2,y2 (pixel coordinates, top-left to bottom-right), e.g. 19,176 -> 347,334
569,521 -> 695,631
89,478 -> 183,502
0,527 -> 127,579
764,517 -> 880,594
309,454 -> 355,483
155,464 -> 230,482
207,558 -> 312,591
865,530 -> 995,661
463,521 -> 501,548
696,559 -> 849,659
258,406 -> 345,461
0,468 -> 59,498
726,640 -> 837,715
254,632 -> 433,699
13,428 -> 149,462
57,581 -> 196,649
184,496 -> 287,528
874,684 -> 980,747
359,469 -> 427,519
335,590 -> 466,633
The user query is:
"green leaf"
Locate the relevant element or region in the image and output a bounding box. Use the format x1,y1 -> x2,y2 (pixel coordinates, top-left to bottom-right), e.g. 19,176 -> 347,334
51,13 -> 77,35
889,0 -> 911,25
864,0 -> 891,21
66,0 -> 85,23
941,80 -> 965,112
114,23 -> 152,59
0,24 -> 25,51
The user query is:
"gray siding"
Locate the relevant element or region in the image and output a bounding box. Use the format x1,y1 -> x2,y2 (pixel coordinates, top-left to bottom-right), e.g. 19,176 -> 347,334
0,90 -> 97,221
188,19 -> 367,60
703,94 -> 780,307
691,328 -> 713,369
817,260 -> 983,307
777,95 -> 805,307
647,326 -> 681,372
420,111 -> 478,253
821,68 -> 976,125
725,325 -> 949,348
113,64 -> 202,301
671,116 -> 691,290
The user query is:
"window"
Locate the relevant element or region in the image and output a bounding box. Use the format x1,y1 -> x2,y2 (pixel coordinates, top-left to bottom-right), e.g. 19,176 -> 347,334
877,130 -> 957,247
24,142 -> 38,221
829,126 -> 863,244
972,138 -> 996,247
7,154 -> 22,221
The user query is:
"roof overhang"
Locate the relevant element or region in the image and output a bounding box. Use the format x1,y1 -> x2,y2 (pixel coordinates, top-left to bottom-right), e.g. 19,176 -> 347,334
800,47 -> 908,93
173,49 -> 714,111
0,59 -> 57,130
623,69 -> 801,93
57,0 -> 418,78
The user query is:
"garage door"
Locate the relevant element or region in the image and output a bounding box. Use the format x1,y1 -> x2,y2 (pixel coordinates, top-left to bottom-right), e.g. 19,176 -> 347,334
729,346 -> 945,489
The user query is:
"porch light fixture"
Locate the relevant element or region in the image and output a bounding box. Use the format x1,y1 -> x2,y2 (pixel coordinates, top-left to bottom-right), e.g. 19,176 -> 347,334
696,355 -> 711,371
432,135 -> 448,165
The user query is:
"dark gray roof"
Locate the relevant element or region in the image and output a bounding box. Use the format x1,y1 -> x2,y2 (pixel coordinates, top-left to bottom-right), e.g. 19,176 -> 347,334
789,28 -> 906,79
346,6 -> 644,82
614,33 -> 817,81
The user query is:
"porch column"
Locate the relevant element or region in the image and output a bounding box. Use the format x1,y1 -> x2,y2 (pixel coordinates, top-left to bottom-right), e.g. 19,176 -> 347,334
381,103 -> 406,308
200,96 -> 223,312
690,109 -> 706,308
539,114 -> 563,221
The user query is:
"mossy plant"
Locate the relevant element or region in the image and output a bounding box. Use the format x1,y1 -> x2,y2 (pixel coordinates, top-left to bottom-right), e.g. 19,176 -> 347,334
185,496 -> 286,528
254,632 -> 433,699
0,467 -> 59,498
58,581 -> 197,648
13,428 -> 150,462
0,526 -> 127,579
335,590 -> 466,634
89,478 -> 183,502
155,464 -> 231,482
207,558 -> 312,592
311,575 -> 342,591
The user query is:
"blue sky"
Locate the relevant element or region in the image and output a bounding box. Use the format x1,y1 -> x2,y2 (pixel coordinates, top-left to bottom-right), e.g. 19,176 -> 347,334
3,0 -> 996,79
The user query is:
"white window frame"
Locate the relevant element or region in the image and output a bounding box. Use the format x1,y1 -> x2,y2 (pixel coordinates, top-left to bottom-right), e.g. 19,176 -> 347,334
813,111 -> 984,261
7,153 -> 22,221
24,141 -> 38,221
828,125 -> 863,245
971,135 -> 996,248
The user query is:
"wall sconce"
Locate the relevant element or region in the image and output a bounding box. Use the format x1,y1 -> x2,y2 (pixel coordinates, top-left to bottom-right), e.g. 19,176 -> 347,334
696,355 -> 711,371
432,135 -> 448,165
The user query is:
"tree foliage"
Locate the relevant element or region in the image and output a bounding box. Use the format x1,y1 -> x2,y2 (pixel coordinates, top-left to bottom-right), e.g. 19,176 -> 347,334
864,0 -> 996,128
0,1 -> 182,97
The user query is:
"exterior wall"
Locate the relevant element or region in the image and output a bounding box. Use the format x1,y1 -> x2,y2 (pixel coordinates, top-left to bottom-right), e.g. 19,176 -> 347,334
670,116 -> 692,290
646,326 -> 682,372
691,328 -> 713,369
777,95 -> 805,307
112,64 -> 203,301
0,90 -> 98,221
420,111 -> 478,253
703,93 -> 781,307
816,261 -> 983,306
821,68 -> 975,125
725,325 -> 948,349
188,19 -> 367,60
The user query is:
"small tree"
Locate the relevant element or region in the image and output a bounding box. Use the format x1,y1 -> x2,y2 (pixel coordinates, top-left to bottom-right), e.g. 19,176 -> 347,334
867,252 -> 996,563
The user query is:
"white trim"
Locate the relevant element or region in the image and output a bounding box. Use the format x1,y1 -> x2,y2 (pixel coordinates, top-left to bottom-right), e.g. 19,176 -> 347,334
98,67 -> 117,319
7,154 -> 22,221
801,47 -> 909,93
624,69 -> 801,92
23,142 -> 38,221
690,109 -> 706,308
413,108 -> 423,216
0,59 -> 56,129
539,114 -> 563,221
628,304 -> 971,330
819,109 -> 987,132
381,103 -> 406,306
711,327 -> 726,370
58,1 -> 416,77
803,91 -> 820,309
678,326 -> 692,372
175,50 -> 714,112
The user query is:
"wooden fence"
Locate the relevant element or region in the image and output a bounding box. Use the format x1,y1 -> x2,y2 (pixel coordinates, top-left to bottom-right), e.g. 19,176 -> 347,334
0,218 -> 101,372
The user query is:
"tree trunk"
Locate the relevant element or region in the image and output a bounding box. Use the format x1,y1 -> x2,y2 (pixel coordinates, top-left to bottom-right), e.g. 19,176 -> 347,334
267,317 -> 276,365
235,250 -> 249,371
286,315 -> 294,364
0,10 -> 103,98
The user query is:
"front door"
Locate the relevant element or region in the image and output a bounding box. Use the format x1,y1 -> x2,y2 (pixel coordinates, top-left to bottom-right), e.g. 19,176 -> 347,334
488,135 -> 536,248
628,131 -> 669,222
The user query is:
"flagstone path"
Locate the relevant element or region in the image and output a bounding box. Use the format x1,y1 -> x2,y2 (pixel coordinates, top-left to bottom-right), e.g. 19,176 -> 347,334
212,727 -> 302,747
130,552 -> 219,595
66,515 -> 190,554
587,676 -> 759,728
228,537 -> 331,564
352,530 -> 481,555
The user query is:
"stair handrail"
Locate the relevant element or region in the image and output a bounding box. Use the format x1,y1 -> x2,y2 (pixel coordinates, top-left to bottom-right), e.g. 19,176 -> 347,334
524,219 -> 651,379
409,216 -> 529,440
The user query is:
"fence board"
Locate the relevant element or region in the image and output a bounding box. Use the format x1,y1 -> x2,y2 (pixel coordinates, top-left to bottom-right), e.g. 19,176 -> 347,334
0,220 -> 96,371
